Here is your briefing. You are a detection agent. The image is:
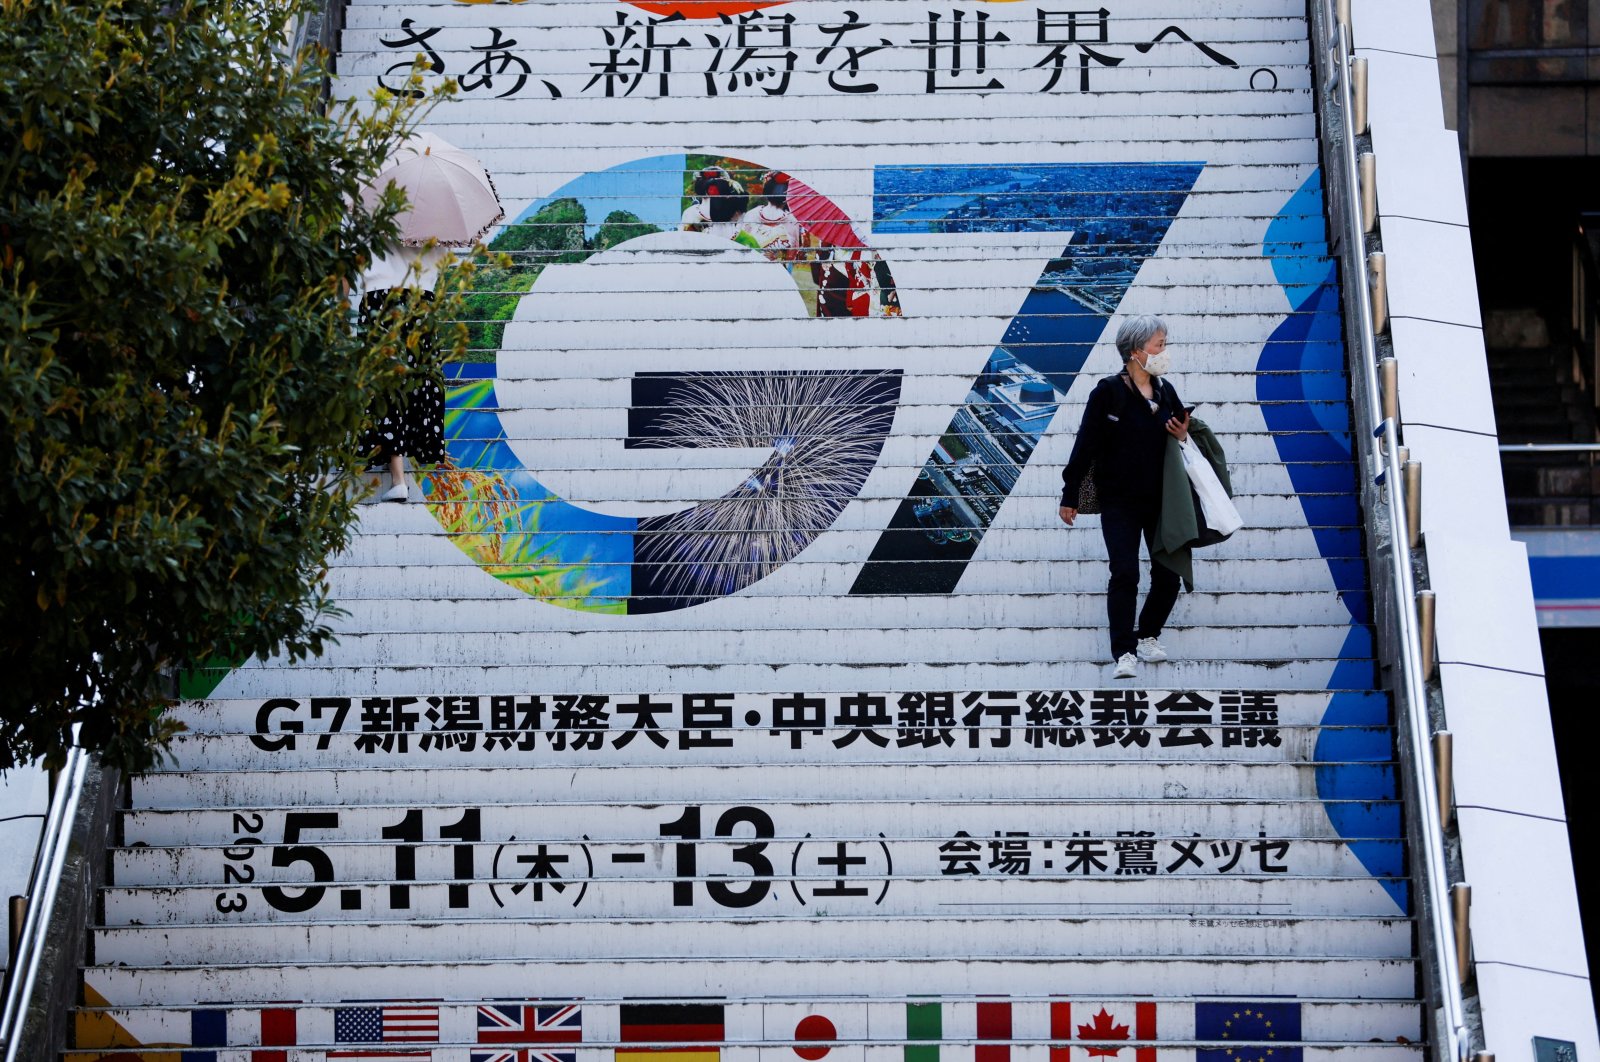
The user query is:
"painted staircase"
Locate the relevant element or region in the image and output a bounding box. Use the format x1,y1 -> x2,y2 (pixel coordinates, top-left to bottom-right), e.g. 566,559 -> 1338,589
69,2 -> 1428,1061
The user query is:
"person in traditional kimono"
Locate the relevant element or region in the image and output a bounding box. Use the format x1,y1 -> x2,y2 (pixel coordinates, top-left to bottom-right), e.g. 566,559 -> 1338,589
741,171 -> 803,261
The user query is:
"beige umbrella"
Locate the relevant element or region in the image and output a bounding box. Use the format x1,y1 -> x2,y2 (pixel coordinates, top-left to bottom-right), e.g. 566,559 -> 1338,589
361,131 -> 504,246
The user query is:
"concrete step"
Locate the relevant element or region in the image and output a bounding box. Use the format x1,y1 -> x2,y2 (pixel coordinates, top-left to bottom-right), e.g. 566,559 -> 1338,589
358,440 -> 1354,484
103,879 -> 1409,922
483,309 -> 1334,354
353,484 -> 1359,527
469,283 -> 1329,320
120,799 -> 1400,847
329,115 -> 1320,156
90,915 -> 1414,965
73,997 -> 1425,1051
311,591 -> 1358,630
449,367 -> 1350,393
170,689 -> 1379,732
452,257 -> 1340,292
78,956 -> 1421,1002
63,1048 -> 1417,1062
379,465 -> 1354,506
109,836 -> 1399,887
339,10 -> 1314,40
417,454 -> 1352,490
220,625 -> 1370,668
443,403 -> 1354,440
342,0 -> 1309,31
459,158 -> 1320,217
320,556 -> 1366,597
434,237 -> 1338,274
127,761 -> 1395,807
148,731 -> 1392,770
336,527 -> 1363,567
194,658 -> 1378,696
454,342 -> 1350,375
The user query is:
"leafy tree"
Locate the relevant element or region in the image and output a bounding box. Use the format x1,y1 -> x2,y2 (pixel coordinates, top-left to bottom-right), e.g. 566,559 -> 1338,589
0,0 -> 465,770
498,198 -> 589,264
462,198 -> 593,357
594,210 -> 659,252
460,202 -> 664,358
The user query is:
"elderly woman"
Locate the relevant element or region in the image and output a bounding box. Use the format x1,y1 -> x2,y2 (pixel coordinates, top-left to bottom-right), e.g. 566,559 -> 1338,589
1059,315 -> 1191,679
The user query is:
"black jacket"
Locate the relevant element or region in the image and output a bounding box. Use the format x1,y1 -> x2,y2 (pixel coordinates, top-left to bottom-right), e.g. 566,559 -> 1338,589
1060,372 -> 1186,510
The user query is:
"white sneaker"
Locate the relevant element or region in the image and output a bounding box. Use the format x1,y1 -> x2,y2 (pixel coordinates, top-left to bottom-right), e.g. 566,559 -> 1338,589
1136,637 -> 1168,662
381,481 -> 408,503
1112,653 -> 1138,680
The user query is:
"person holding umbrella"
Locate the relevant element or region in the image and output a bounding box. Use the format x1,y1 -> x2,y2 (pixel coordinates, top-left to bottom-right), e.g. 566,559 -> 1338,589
358,131 -> 503,501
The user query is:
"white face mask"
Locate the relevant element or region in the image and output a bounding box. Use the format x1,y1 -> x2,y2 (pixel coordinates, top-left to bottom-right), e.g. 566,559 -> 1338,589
1140,350 -> 1173,376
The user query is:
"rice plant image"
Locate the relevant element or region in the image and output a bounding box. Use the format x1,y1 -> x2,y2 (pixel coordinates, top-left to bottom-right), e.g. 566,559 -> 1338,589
421,457 -> 625,615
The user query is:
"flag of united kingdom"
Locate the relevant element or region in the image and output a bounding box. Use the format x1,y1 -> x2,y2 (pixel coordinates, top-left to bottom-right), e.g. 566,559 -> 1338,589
475,1002 -> 584,1062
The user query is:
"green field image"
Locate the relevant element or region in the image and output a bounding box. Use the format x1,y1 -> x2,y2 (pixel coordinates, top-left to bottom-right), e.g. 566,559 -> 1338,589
458,198 -> 661,360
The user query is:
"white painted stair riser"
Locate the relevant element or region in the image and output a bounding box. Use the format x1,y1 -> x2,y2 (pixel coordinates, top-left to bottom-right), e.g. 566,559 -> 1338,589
121,800 -> 1391,847
84,957 -> 1420,1002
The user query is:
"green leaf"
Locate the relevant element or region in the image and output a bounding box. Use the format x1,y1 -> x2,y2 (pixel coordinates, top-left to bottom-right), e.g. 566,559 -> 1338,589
0,0 -> 464,773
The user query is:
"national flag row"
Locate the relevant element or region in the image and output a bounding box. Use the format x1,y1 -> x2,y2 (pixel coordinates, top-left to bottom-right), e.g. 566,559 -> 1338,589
79,998 -> 1355,1062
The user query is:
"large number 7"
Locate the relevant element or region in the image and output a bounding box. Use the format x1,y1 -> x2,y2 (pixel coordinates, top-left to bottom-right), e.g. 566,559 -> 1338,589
848,161 -> 1205,595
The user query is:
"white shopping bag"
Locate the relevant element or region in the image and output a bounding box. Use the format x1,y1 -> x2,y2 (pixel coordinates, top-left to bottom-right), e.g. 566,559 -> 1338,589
1180,437 -> 1244,538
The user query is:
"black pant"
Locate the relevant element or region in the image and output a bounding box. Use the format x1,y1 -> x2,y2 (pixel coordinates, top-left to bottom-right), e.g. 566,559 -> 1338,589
1100,499 -> 1181,660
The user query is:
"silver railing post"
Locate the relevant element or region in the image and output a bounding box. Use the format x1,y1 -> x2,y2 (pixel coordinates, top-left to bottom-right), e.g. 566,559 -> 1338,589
0,745 -> 90,1062
1310,2 -> 1473,1059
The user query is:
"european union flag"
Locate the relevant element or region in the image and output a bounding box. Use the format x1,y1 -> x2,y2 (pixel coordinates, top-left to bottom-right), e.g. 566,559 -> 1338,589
1196,1002 -> 1302,1062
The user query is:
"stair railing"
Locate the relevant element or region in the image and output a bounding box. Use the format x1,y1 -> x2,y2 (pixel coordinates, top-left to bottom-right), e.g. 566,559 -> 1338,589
284,0 -> 349,102
1308,2 -> 1475,1060
1573,216 -> 1600,408
1499,442 -> 1600,525
0,743 -> 90,1062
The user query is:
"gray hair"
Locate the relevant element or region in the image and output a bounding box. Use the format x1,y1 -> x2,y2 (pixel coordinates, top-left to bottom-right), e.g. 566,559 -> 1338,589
1115,315 -> 1168,362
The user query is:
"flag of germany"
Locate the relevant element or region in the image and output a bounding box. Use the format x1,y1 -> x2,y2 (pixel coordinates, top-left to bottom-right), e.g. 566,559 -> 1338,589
618,1004 -> 725,1062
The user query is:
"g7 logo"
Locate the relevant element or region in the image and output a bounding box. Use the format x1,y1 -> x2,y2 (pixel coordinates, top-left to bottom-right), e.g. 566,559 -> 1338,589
428,155 -> 1203,612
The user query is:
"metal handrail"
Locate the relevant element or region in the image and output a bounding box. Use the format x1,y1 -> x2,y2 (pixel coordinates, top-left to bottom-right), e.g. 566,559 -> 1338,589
1313,6 -> 1471,1061
1499,443 -> 1600,452
1573,220 -> 1600,401
0,744 -> 90,1062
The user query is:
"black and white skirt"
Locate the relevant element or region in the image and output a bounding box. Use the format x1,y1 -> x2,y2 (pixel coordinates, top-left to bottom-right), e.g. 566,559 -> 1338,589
359,288 -> 445,465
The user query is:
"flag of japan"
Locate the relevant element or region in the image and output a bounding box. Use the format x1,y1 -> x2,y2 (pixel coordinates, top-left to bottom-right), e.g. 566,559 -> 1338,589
1049,1002 -> 1158,1062
758,1004 -> 871,1062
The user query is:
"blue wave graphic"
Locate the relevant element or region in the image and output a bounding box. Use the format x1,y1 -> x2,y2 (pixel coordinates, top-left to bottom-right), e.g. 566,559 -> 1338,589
1260,171 -> 1406,913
